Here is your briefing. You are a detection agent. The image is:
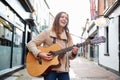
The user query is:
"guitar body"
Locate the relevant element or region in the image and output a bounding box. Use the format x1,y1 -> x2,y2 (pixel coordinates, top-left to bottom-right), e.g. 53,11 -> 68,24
26,44 -> 61,77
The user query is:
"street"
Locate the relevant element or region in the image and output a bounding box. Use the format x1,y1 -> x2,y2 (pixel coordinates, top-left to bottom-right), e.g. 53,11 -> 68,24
4,57 -> 120,80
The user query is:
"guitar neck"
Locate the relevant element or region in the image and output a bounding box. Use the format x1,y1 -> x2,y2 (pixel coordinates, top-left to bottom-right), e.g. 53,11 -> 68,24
54,42 -> 87,55
54,46 -> 73,55
53,36 -> 106,56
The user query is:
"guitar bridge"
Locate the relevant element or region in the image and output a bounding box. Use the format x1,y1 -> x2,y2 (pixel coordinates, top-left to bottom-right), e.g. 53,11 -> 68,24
38,57 -> 42,64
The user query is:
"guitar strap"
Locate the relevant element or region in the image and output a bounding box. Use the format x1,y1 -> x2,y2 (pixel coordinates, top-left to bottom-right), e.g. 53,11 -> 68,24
52,37 -> 56,44
52,37 -> 67,44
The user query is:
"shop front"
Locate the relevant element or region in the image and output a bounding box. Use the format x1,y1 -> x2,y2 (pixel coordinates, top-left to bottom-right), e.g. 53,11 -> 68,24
0,1 -> 26,76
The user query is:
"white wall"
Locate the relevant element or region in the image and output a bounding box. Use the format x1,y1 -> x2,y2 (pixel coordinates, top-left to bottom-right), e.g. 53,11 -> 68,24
99,6 -> 120,71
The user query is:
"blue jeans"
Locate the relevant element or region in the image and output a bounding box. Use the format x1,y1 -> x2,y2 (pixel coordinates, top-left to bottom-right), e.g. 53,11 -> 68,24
44,71 -> 70,80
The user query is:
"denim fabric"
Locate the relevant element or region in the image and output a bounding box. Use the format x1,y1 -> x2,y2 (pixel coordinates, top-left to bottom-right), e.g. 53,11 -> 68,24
44,71 -> 70,80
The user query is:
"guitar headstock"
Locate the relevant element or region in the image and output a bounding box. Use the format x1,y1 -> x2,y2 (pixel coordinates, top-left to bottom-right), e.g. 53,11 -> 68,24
91,36 -> 106,44
76,36 -> 106,48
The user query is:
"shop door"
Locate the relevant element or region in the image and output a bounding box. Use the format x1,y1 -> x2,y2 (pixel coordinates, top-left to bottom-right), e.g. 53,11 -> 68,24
94,45 -> 99,63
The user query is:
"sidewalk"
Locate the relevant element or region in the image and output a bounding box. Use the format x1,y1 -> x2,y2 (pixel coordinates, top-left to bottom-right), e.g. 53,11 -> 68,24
70,57 -> 120,80
3,57 -> 120,80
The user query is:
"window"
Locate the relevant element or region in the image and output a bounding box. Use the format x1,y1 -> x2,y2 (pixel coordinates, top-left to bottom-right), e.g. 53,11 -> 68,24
104,26 -> 109,56
0,17 -> 13,70
12,27 -> 23,67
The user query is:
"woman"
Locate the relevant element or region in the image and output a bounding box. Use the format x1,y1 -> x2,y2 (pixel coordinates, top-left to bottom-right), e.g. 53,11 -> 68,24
26,11 -> 78,80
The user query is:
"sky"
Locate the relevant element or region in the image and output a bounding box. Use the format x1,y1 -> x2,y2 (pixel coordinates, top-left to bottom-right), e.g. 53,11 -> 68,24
48,0 -> 91,44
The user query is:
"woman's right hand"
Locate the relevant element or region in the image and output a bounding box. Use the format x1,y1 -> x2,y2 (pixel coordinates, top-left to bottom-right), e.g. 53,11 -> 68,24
38,52 -> 53,61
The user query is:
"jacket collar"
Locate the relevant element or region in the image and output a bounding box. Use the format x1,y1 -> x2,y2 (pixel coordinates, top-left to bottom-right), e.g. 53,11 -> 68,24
49,29 -> 67,40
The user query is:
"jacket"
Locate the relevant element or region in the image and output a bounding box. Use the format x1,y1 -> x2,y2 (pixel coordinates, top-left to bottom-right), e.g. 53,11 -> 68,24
26,28 -> 76,72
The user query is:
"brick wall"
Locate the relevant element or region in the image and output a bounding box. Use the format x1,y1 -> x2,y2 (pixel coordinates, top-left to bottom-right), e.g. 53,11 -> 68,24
97,0 -> 116,16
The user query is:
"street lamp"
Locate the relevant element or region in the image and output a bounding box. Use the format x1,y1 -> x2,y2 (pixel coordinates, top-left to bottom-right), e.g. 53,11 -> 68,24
95,16 -> 109,27
95,15 -> 115,27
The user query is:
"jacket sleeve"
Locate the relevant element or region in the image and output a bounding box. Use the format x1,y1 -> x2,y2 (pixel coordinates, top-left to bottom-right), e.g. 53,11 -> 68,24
26,30 -> 48,58
67,36 -> 77,60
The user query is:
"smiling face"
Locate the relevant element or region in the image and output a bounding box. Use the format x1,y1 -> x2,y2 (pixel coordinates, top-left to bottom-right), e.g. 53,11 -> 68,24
52,12 -> 69,39
59,13 -> 68,28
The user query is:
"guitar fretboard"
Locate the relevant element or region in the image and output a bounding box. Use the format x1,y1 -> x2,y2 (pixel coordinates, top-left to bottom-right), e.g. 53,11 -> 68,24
53,36 -> 106,56
54,42 -> 88,56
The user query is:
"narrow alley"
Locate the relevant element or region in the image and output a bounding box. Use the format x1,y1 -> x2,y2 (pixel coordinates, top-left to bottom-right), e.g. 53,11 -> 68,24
0,1 -> 120,80
3,57 -> 120,80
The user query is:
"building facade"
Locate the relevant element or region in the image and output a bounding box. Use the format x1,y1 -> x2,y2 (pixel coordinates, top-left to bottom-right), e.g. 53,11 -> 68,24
0,0 -> 52,76
81,0 -> 120,76
98,0 -> 120,76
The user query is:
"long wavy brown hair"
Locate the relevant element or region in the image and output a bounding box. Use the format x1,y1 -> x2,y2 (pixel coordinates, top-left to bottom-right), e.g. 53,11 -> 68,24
51,12 -> 71,42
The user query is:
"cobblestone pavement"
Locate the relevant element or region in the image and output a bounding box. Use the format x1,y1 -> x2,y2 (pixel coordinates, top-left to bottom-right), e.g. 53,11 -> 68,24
3,57 -> 120,80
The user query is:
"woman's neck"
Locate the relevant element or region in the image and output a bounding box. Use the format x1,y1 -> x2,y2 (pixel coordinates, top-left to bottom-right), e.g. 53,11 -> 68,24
59,27 -> 64,34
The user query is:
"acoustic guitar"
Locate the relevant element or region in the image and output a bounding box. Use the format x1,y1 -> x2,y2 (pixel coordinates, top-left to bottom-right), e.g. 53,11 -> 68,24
26,36 -> 106,77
